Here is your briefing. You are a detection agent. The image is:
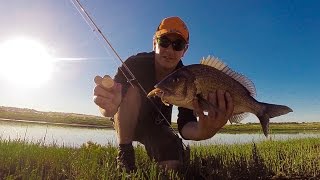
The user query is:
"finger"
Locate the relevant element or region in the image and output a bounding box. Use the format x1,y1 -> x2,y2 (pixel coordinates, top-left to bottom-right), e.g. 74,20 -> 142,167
102,75 -> 115,88
103,75 -> 111,78
94,76 -> 103,85
93,95 -> 117,111
214,90 -> 228,121
94,85 -> 115,99
211,90 -> 217,106
225,92 -> 234,119
207,93 -> 216,119
217,90 -> 226,110
93,96 -> 109,108
192,98 -> 205,120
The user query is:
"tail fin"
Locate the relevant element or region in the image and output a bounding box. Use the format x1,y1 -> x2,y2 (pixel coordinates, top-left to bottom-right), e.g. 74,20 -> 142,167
257,103 -> 293,137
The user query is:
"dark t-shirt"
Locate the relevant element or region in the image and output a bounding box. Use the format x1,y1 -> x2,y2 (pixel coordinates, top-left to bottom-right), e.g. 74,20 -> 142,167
114,51 -> 197,139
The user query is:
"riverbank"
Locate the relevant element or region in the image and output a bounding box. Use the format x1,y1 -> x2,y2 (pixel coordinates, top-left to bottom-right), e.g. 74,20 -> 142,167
1,117 -> 320,134
0,117 -> 109,129
0,137 -> 319,179
0,106 -> 113,128
1,106 -> 320,133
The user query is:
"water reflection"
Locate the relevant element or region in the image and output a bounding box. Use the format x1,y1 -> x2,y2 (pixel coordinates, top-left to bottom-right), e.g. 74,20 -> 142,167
0,121 -> 117,147
0,121 -> 319,148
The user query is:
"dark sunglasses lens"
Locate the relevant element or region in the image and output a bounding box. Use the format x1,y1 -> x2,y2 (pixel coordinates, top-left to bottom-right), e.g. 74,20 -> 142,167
157,37 -> 186,51
158,37 -> 171,48
172,40 -> 186,51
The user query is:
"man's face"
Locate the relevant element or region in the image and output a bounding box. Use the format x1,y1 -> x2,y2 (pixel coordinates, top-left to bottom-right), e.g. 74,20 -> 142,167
154,33 -> 188,71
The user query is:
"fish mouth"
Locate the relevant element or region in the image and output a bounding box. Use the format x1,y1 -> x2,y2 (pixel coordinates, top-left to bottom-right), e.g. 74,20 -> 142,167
147,88 -> 163,97
147,88 -> 170,106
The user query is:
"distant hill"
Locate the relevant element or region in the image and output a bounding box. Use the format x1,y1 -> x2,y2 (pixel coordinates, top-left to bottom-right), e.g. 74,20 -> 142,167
0,106 -> 113,128
0,106 -> 99,118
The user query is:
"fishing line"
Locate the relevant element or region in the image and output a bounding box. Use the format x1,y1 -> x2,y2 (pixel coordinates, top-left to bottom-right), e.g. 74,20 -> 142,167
70,0 -> 186,146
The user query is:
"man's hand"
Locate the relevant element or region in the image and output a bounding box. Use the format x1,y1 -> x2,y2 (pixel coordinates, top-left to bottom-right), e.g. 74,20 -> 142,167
193,90 -> 234,139
181,90 -> 234,141
93,75 -> 122,117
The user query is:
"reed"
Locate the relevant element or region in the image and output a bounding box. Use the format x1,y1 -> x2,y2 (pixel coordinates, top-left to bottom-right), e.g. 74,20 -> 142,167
0,137 -> 319,179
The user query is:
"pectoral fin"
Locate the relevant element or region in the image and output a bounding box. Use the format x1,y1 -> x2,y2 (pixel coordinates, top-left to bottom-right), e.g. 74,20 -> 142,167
196,94 -> 221,113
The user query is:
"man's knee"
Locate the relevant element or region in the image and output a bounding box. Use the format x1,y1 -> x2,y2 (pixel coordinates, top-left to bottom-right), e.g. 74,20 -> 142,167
113,85 -> 142,142
116,85 -> 142,120
122,85 -> 141,105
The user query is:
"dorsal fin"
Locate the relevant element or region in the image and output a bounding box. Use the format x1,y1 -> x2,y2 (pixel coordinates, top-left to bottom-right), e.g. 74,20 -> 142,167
200,55 -> 256,97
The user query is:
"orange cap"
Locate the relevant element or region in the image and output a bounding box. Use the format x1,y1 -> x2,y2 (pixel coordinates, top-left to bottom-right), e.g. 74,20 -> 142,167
155,16 -> 189,43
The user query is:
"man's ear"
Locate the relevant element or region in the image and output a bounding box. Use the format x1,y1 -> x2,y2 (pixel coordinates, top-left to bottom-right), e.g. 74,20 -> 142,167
184,44 -> 189,52
152,36 -> 157,51
182,44 -> 189,57
153,40 -> 156,51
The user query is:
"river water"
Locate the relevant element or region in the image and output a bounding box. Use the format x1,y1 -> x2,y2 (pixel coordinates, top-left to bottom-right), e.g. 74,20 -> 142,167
0,121 -> 319,148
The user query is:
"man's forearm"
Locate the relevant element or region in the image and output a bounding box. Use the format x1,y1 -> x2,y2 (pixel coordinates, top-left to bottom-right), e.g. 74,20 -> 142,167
181,121 -> 220,141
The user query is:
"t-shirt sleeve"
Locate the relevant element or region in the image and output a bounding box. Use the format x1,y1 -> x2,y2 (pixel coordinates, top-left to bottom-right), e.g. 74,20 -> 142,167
177,107 -> 197,140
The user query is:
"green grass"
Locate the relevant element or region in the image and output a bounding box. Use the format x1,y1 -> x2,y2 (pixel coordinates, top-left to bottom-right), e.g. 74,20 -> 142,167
0,137 -> 319,179
219,122 -> 320,134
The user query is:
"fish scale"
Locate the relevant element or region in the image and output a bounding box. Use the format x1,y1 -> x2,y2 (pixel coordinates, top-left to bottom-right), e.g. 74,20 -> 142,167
191,64 -> 260,114
147,56 -> 293,137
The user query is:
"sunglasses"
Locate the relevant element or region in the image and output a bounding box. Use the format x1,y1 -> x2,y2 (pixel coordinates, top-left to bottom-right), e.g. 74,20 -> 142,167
156,36 -> 187,51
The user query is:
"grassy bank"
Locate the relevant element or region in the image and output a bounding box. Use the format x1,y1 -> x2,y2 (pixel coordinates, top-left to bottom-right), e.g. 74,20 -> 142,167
0,106 -> 113,128
1,106 -> 320,134
0,137 -> 319,179
220,122 -> 320,134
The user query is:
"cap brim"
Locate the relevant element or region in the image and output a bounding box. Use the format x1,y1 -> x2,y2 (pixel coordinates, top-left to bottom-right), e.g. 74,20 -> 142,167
155,29 -> 187,42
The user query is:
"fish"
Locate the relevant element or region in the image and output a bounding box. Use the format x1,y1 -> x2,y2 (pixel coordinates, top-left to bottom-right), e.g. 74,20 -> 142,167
147,56 -> 293,137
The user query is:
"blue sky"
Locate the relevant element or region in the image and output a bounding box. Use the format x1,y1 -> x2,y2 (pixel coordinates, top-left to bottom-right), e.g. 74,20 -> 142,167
0,0 -> 319,123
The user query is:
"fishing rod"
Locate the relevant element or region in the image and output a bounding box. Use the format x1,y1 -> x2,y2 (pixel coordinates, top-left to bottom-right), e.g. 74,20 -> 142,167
70,0 -> 185,142
70,0 -> 133,86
